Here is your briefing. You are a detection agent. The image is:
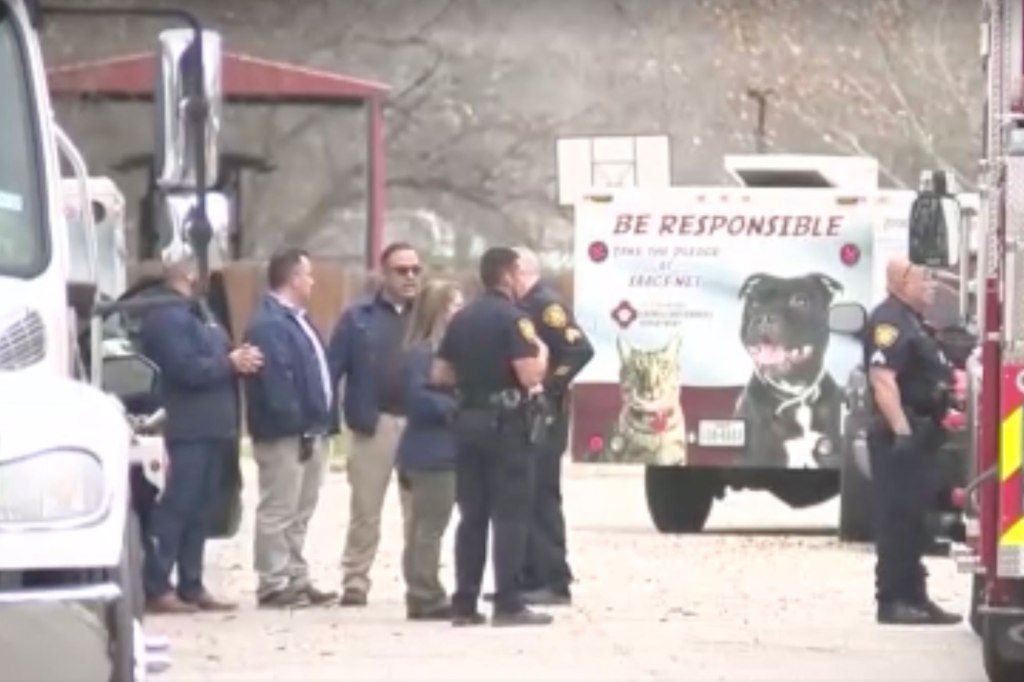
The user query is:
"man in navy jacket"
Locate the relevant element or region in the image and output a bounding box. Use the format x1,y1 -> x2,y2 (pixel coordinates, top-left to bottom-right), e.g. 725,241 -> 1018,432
140,244 -> 261,614
327,242 -> 422,606
244,247 -> 338,609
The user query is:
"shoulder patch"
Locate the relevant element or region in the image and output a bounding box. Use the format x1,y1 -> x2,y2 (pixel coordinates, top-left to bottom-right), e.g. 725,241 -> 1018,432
873,323 -> 899,349
517,318 -> 538,344
541,303 -> 568,329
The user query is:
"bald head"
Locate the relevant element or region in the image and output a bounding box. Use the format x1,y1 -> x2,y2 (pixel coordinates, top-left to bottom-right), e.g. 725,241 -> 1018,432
885,257 -> 912,295
885,256 -> 935,311
513,246 -> 541,293
513,246 -> 540,276
161,240 -> 198,294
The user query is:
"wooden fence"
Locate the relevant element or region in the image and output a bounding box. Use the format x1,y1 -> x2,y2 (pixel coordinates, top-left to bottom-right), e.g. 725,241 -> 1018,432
216,260 -> 575,343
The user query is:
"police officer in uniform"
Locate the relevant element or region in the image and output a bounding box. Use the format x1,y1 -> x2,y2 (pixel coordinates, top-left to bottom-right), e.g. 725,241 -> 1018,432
513,247 -> 593,605
864,257 -> 961,626
431,246 -> 554,627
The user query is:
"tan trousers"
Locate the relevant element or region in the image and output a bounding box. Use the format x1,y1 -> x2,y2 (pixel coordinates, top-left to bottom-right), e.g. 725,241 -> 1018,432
341,414 -> 409,594
253,436 -> 327,598
401,469 -> 456,608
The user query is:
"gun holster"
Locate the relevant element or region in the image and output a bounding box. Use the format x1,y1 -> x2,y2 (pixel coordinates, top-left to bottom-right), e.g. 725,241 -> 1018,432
524,396 -> 550,446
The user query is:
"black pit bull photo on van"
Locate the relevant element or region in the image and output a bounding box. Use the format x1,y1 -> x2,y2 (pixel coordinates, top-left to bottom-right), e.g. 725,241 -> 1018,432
734,272 -> 845,468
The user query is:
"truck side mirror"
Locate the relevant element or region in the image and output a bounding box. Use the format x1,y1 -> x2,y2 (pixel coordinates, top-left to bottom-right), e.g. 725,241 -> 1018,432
101,353 -> 160,401
909,169 -> 961,269
155,28 -> 222,190
828,302 -> 867,336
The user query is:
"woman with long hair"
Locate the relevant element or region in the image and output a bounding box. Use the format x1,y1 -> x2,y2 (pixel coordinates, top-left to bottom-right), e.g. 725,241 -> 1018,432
396,278 -> 465,620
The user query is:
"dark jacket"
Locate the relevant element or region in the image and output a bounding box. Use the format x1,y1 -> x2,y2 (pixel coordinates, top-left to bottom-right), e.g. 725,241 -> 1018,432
138,286 -> 238,441
520,281 -> 595,399
243,295 -> 333,442
396,343 -> 457,471
326,295 -> 408,436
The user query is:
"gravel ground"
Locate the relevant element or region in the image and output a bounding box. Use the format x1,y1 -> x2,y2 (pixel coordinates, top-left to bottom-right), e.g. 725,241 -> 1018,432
151,462 -> 985,682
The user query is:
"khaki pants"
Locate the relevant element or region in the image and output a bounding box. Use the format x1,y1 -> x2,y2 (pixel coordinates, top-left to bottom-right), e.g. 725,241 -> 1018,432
253,436 -> 326,598
401,469 -> 456,608
341,414 -> 409,594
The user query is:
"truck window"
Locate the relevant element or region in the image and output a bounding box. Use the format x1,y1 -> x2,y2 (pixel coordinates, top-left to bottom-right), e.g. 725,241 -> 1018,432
0,5 -> 46,278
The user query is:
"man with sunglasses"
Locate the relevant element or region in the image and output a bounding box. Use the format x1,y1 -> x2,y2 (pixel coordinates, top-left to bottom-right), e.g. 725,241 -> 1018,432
327,241 -> 423,606
863,257 -> 961,626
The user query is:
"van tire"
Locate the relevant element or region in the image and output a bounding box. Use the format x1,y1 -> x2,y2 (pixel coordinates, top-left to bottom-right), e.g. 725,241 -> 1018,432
644,466 -> 715,534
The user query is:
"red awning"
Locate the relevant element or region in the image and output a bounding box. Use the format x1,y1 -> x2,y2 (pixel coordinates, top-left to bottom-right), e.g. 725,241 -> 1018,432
48,51 -> 389,104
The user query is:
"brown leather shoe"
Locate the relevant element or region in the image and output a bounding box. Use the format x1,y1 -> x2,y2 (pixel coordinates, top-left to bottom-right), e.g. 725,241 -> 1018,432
191,591 -> 238,613
146,592 -> 199,614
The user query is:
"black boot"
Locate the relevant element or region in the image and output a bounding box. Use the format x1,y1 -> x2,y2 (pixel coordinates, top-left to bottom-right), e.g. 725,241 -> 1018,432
522,586 -> 572,607
877,600 -> 961,625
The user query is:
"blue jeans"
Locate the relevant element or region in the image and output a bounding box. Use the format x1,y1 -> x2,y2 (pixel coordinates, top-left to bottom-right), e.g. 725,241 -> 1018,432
143,438 -> 228,601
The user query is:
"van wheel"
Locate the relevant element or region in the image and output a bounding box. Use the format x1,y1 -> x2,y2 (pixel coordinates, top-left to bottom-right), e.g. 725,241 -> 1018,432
109,513 -> 141,681
768,471 -> 838,509
644,466 -> 716,534
839,430 -> 873,542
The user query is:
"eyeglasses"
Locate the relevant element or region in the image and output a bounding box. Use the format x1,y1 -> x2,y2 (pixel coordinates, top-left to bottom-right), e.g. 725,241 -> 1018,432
392,265 -> 422,277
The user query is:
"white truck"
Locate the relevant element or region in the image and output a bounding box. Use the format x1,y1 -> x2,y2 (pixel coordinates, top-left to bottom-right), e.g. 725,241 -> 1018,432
569,154 -> 969,536
0,1 -> 218,678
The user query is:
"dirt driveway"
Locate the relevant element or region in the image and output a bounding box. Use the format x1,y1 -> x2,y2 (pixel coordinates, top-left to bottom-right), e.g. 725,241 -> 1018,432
152,462 -> 984,682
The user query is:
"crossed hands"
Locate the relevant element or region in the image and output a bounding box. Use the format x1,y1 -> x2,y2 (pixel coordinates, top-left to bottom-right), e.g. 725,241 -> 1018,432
229,343 -> 264,375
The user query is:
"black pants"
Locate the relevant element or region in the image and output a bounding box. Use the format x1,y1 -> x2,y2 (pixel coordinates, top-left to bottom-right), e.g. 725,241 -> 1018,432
521,411 -> 572,591
867,422 -> 942,606
452,409 -> 534,615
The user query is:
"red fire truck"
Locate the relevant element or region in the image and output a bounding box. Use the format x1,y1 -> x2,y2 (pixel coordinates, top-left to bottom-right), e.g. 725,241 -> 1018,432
940,2 -> 1024,679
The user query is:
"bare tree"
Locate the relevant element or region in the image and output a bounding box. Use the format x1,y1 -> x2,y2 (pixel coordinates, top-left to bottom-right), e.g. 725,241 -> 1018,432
702,0 -> 982,188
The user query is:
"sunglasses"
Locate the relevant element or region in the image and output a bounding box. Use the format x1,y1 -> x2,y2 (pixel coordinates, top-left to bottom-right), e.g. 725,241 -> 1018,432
902,264 -> 934,283
391,265 -> 422,277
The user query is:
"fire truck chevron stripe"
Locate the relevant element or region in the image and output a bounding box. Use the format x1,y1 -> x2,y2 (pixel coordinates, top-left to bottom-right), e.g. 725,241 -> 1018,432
1004,517 -> 1024,545
1001,466 -> 1023,545
998,367 -> 1023,546
999,406 -> 1022,484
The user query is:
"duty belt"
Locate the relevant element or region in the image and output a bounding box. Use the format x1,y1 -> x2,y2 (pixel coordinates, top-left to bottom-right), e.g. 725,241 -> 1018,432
458,389 -> 524,410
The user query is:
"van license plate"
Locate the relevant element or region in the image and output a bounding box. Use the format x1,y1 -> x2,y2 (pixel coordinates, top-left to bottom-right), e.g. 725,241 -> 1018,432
697,420 -> 746,447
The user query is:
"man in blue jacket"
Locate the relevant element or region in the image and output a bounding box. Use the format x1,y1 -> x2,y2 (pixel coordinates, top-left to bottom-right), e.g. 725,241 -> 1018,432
327,241 -> 422,606
245,247 -> 338,609
140,244 -> 262,614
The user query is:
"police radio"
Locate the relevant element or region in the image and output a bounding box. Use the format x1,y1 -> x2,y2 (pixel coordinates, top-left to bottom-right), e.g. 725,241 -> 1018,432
908,169 -> 960,269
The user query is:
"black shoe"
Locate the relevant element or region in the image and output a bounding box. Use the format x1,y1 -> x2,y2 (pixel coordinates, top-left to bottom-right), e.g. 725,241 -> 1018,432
918,599 -> 963,625
258,585 -> 311,609
451,612 -> 486,627
491,607 -> 554,627
408,603 -> 453,621
338,589 -> 367,607
877,600 -> 960,625
522,587 -> 572,607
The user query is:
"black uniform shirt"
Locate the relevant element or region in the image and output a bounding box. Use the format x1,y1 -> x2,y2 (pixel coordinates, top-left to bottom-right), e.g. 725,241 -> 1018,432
438,289 -> 539,395
519,282 -> 594,397
864,294 -> 953,416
